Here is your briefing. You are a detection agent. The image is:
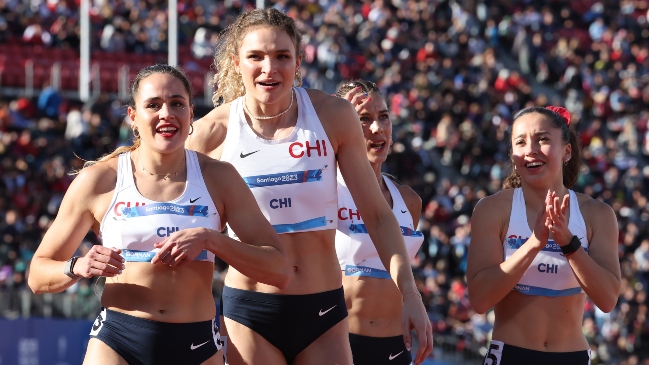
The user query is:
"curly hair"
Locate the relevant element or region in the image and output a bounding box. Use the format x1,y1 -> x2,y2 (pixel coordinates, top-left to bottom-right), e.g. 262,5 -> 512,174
212,8 -> 304,106
503,106 -> 581,189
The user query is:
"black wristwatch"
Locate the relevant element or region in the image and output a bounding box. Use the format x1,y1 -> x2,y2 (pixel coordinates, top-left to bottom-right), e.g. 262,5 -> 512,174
64,256 -> 81,279
561,236 -> 581,257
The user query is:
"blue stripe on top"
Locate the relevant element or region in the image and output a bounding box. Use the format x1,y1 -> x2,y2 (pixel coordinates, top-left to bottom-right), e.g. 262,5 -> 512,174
122,249 -> 209,262
272,216 -> 328,233
344,265 -> 392,279
514,284 -> 583,297
244,168 -> 325,188
121,203 -> 209,218
348,224 -> 424,237
506,238 -> 589,253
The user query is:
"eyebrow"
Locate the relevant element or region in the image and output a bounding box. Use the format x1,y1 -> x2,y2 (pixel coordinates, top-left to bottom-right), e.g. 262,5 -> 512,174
142,95 -> 187,102
513,131 -> 551,139
246,49 -> 292,54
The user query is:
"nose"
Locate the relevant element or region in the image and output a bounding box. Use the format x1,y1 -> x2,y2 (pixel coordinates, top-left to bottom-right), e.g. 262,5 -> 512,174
369,119 -> 383,134
261,57 -> 277,75
158,103 -> 170,119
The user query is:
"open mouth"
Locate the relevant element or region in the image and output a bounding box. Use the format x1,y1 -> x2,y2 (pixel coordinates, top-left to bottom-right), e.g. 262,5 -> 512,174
258,81 -> 280,87
156,126 -> 179,137
369,141 -> 386,151
525,161 -> 544,169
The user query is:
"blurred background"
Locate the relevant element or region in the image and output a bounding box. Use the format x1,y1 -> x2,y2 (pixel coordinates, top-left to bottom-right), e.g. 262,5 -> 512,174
1,0 -> 649,364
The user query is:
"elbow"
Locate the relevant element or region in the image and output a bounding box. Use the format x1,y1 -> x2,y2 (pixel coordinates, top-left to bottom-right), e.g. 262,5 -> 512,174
597,294 -> 620,314
27,277 -> 43,295
468,288 -> 490,314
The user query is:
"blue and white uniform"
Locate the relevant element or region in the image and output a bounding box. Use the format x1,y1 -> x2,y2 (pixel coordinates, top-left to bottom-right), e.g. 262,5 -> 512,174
92,150 -> 222,365
336,174 -> 424,279
100,150 -> 219,262
336,174 -> 423,365
220,87 -> 337,235
219,88 -> 347,363
505,188 -> 588,297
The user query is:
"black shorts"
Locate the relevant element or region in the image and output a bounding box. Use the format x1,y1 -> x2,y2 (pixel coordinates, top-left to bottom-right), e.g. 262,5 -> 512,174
90,307 -> 221,365
222,285 -> 347,363
349,333 -> 412,365
482,340 -> 590,365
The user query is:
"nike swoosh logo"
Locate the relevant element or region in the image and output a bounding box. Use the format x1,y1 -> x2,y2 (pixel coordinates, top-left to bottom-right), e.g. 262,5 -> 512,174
190,340 -> 210,350
190,197 -> 201,203
319,305 -> 336,316
389,351 -> 404,360
401,210 -> 407,213
240,150 -> 260,158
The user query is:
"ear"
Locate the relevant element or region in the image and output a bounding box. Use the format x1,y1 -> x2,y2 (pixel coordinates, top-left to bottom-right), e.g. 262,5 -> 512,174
127,106 -> 136,124
296,53 -> 302,70
189,105 -> 194,122
232,54 -> 241,74
564,142 -> 572,162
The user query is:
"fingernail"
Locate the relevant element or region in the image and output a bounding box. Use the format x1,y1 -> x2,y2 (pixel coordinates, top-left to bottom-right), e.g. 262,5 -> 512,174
406,343 -> 411,351
367,97 -> 372,101
118,270 -> 122,274
122,264 -> 125,269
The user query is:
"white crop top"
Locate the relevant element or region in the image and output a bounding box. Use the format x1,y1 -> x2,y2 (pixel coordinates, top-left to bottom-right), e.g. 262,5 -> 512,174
100,150 -> 219,262
505,188 -> 589,296
220,87 -> 337,235
335,174 -> 424,279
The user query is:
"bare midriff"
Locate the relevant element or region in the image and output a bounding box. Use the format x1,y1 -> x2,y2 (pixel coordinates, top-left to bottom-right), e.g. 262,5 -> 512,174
343,274 -> 402,337
493,290 -> 589,352
225,229 -> 343,294
101,261 -> 216,323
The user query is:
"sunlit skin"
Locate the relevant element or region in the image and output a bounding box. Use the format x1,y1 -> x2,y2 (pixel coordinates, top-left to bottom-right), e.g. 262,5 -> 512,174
339,86 -> 422,341
466,110 -> 621,355
510,112 -> 571,199
233,27 -> 301,128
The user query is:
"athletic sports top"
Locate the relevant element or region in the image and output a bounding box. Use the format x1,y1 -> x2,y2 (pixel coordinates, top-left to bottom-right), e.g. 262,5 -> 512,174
220,87 -> 337,235
505,188 -> 588,296
335,174 -> 424,279
100,150 -> 218,262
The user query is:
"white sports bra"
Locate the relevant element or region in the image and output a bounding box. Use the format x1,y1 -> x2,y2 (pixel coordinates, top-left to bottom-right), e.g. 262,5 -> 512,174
220,87 -> 338,235
504,188 -> 589,296
335,174 -> 423,279
100,150 -> 219,262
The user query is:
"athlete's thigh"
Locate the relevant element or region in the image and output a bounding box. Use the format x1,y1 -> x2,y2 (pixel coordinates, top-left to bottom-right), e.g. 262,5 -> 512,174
201,350 -> 224,365
293,317 -> 352,365
83,338 -> 128,365
224,317 -> 287,365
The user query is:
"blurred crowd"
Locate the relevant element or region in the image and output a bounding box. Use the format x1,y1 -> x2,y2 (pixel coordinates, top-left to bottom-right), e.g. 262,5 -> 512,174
2,0 -> 649,364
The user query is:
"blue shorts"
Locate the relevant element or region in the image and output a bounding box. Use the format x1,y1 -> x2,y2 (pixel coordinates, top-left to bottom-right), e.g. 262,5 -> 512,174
222,286 -> 347,362
349,333 -> 412,365
90,307 -> 221,365
482,340 -> 590,365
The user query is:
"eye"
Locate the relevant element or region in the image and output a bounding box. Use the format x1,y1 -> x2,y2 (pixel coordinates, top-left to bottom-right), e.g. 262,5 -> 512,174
515,139 -> 524,146
359,117 -> 371,123
247,54 -> 262,60
147,103 -> 160,110
278,54 -> 291,59
171,101 -> 185,108
379,114 -> 390,120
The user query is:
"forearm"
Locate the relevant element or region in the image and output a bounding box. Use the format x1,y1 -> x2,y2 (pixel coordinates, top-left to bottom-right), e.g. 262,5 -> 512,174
204,229 -> 290,289
28,257 -> 79,294
567,248 -> 620,312
469,238 -> 543,313
366,211 -> 418,293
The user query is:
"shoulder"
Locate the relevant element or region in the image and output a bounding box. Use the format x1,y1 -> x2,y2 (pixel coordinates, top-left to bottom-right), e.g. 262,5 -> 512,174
574,192 -> 616,223
304,88 -> 356,122
473,189 -> 514,215
394,182 -> 422,209
195,151 -> 241,183
187,103 -> 231,155
69,157 -> 119,211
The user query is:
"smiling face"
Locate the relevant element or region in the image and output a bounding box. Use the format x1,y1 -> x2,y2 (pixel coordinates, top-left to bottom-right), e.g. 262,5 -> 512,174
511,112 -> 571,187
233,26 -> 301,105
127,73 -> 193,154
358,92 -> 392,164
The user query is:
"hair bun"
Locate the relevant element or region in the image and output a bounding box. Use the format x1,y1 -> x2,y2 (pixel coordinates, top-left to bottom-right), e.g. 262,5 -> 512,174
545,106 -> 571,125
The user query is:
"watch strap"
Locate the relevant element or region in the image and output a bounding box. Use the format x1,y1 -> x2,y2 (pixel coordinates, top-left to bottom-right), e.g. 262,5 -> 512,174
64,256 -> 81,279
561,235 -> 581,256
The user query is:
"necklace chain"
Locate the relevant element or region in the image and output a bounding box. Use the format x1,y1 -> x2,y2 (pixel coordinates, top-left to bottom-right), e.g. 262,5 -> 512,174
244,89 -> 294,120
138,151 -> 185,180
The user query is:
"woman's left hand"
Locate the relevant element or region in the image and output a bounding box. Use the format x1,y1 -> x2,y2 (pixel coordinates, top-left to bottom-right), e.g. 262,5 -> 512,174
152,227 -> 208,266
401,291 -> 433,364
546,190 -> 572,246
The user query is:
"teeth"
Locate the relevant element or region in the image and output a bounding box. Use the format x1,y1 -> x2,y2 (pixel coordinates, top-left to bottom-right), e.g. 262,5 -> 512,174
157,127 -> 177,132
526,162 -> 543,167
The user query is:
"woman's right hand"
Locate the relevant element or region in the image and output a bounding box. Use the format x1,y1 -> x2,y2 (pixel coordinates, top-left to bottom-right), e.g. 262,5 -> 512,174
74,246 -> 124,278
531,189 -> 552,248
342,86 -> 372,112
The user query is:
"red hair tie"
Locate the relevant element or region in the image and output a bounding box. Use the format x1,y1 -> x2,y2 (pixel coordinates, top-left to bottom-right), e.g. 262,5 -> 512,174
545,106 -> 570,126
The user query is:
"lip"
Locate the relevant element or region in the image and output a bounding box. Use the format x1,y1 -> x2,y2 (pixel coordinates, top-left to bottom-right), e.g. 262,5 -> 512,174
155,123 -> 180,138
523,160 -> 545,168
368,140 -> 387,151
256,80 -> 281,90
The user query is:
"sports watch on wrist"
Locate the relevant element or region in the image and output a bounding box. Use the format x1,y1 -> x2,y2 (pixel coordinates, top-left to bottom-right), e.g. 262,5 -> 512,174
64,256 -> 81,279
560,235 -> 581,257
